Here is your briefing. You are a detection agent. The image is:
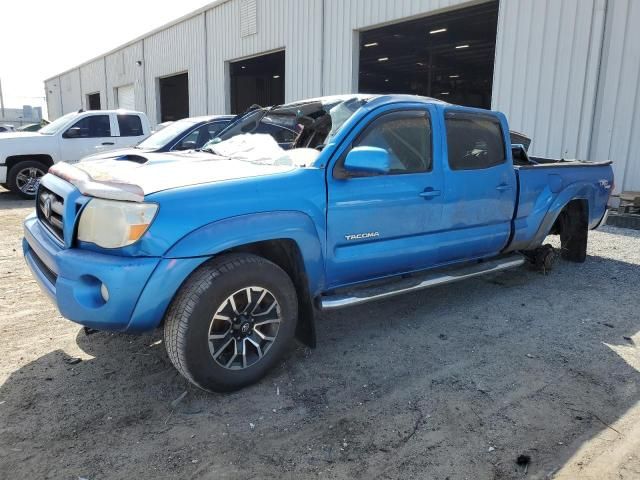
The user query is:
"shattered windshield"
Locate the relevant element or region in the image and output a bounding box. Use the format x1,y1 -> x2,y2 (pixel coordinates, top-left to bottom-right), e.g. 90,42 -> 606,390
202,96 -> 369,154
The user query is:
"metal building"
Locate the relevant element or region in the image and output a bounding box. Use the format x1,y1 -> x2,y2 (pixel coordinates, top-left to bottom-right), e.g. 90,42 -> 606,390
45,0 -> 640,193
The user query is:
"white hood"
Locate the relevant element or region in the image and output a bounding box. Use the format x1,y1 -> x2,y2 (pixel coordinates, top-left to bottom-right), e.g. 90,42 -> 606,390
0,131 -> 42,140
48,134 -> 318,202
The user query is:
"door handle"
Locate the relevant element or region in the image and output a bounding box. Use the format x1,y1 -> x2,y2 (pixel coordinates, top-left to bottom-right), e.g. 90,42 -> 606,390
101,142 -> 115,145
496,184 -> 512,192
419,189 -> 441,199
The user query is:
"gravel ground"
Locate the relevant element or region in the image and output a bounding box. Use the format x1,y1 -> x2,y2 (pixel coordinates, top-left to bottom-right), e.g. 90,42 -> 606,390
0,187 -> 639,480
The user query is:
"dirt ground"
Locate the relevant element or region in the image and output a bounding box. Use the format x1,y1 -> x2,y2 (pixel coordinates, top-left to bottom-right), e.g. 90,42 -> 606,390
0,187 -> 639,480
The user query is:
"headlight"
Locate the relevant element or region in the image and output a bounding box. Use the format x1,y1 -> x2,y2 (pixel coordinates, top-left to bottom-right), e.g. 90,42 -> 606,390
77,198 -> 158,249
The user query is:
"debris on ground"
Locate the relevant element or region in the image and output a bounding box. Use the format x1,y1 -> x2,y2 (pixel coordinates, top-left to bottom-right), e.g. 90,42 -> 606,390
170,391 -> 188,409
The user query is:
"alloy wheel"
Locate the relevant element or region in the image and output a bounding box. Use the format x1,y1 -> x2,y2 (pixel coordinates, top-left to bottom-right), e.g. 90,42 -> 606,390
15,167 -> 45,196
208,286 -> 282,370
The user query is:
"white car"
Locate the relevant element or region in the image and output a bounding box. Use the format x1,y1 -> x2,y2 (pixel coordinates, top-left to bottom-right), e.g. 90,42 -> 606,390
0,109 -> 151,198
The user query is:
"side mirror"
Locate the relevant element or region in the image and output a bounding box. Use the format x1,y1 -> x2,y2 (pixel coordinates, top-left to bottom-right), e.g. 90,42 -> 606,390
343,146 -> 390,176
63,127 -> 82,139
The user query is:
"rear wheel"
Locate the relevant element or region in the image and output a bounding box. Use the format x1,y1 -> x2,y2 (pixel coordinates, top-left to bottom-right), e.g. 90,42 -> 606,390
7,160 -> 47,199
559,208 -> 588,262
164,253 -> 298,392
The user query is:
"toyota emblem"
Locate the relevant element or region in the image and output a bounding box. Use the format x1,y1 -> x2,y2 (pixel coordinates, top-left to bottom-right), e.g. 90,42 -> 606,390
43,197 -> 52,220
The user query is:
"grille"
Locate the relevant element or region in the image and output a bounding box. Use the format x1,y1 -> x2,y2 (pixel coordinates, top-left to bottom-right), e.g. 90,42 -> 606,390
37,186 -> 65,243
30,248 -> 58,285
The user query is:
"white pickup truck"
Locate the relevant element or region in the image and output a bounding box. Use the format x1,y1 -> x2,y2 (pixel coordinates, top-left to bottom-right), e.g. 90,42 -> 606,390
0,109 -> 151,198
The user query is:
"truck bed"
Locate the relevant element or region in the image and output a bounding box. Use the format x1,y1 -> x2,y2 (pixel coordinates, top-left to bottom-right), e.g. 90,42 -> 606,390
508,155 -> 613,251
527,156 -> 612,168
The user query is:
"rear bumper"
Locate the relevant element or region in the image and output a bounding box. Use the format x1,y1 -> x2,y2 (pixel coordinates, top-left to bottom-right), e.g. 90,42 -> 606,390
23,214 -> 208,333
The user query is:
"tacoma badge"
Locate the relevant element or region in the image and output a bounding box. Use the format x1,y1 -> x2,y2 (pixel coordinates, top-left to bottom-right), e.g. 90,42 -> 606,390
345,232 -> 380,241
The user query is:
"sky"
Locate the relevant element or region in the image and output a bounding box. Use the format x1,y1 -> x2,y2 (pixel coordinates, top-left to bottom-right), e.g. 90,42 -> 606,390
0,0 -> 213,117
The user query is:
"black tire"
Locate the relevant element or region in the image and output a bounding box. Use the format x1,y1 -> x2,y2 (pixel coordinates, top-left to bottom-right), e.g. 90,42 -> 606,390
560,211 -> 588,263
7,160 -> 48,199
164,253 -> 298,392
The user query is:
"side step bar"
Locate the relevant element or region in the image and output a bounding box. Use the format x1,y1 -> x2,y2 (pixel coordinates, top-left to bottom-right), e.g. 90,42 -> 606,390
320,254 -> 525,310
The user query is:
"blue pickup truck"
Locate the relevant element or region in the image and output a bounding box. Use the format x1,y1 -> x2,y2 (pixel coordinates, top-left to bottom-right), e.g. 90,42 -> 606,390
23,94 -> 613,391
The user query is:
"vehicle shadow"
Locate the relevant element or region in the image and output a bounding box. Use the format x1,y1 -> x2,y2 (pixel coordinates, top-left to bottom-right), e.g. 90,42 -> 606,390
0,253 -> 638,479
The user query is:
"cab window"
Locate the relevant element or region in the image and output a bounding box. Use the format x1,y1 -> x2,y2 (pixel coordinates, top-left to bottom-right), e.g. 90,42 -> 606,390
445,112 -> 506,170
117,114 -> 143,137
342,110 -> 432,175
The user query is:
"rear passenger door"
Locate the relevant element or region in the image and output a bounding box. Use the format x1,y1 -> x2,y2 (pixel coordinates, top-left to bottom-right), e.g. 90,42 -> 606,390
114,114 -> 146,148
439,109 -> 517,261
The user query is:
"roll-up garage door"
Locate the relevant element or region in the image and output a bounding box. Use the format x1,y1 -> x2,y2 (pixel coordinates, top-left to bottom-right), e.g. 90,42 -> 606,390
116,85 -> 135,110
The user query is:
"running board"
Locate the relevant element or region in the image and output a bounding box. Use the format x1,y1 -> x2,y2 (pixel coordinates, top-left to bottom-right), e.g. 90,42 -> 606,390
320,255 -> 525,310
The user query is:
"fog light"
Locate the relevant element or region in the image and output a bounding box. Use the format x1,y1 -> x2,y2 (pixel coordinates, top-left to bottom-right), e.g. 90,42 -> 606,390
100,283 -> 109,302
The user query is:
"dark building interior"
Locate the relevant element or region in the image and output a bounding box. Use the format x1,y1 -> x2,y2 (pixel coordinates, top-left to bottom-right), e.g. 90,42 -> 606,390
230,50 -> 285,114
159,72 -> 189,122
358,1 -> 499,109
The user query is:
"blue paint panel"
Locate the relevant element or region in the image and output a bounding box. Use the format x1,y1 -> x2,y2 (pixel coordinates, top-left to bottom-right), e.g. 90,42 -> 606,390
437,105 -> 517,261
165,211 -> 326,295
325,102 -> 445,287
126,256 -> 210,332
510,164 -> 613,250
24,215 -> 160,331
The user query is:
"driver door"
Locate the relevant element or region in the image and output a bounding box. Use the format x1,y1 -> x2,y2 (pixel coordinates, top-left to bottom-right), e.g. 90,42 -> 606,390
60,114 -> 115,162
325,106 -> 444,288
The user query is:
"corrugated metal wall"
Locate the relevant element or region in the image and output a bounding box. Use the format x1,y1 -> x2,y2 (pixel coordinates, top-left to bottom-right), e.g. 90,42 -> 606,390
105,41 -> 145,112
322,0 -> 476,95
492,0 -> 607,161
79,59 -> 107,109
206,0 -> 323,113
59,70 -> 82,113
590,0 -> 640,192
143,14 -> 208,123
45,79 -> 62,120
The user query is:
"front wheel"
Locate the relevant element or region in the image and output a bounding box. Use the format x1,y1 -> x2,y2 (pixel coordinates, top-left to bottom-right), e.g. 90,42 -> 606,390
164,253 -> 298,392
7,160 -> 47,199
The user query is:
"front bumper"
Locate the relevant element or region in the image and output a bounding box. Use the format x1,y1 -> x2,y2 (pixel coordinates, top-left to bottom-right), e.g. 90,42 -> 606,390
23,214 -> 207,332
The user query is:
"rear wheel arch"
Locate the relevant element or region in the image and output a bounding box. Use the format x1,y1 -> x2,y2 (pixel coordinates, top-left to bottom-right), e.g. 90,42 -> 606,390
6,154 -> 54,172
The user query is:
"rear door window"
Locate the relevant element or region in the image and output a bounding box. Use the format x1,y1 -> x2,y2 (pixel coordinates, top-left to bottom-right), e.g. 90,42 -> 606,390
117,114 -> 144,137
445,112 -> 505,170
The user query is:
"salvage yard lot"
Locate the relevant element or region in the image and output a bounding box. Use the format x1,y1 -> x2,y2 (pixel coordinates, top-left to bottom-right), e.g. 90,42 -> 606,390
0,188 -> 639,480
